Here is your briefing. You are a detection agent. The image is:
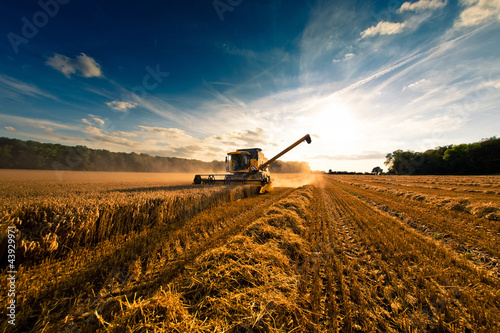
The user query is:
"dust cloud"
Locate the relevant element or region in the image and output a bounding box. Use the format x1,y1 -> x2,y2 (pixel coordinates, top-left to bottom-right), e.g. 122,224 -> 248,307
271,173 -> 320,188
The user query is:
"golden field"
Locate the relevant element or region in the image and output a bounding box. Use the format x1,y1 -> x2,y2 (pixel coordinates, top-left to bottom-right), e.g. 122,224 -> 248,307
1,170 -> 499,332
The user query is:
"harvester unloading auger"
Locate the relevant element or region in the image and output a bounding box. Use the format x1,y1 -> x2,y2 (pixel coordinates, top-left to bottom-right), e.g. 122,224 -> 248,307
193,134 -> 312,193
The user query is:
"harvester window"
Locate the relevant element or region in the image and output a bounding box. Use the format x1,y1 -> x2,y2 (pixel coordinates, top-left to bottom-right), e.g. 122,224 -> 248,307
232,154 -> 250,171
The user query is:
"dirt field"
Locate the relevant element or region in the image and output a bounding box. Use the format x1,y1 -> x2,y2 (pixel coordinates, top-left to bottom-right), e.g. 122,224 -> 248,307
1,171 -> 499,332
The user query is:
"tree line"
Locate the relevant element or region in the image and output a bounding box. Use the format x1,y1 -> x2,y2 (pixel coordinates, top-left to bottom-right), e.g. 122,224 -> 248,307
0,137 -> 311,173
384,137 -> 500,175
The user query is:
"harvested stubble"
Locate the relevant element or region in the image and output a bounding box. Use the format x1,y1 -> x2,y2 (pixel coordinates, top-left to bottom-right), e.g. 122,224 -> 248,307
338,175 -> 500,221
105,286 -> 207,332
181,236 -> 301,329
4,173 -> 500,333
304,178 -> 500,332
342,180 -> 500,221
329,176 -> 500,269
101,186 -> 316,332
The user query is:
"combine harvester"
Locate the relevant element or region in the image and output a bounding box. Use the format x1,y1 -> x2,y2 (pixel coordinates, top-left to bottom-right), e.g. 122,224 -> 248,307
193,134 -> 312,193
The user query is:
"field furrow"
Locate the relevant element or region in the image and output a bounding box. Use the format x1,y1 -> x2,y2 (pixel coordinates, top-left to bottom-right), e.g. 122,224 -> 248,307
2,172 -> 500,332
305,180 -> 500,332
327,177 -> 500,266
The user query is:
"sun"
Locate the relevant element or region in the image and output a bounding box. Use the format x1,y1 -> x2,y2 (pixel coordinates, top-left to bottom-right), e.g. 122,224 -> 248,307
312,99 -> 357,144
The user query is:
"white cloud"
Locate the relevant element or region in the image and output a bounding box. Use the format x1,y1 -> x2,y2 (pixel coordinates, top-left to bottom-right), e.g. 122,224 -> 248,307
4,126 -> 16,132
139,126 -> 188,137
106,101 -> 137,112
333,53 -> 355,63
205,128 -> 269,147
113,131 -> 138,138
46,53 -> 103,78
83,126 -> 137,147
91,116 -> 105,126
398,0 -> 447,13
135,125 -> 273,161
138,125 -> 199,148
455,0 -> 500,27
360,1 -> 447,40
82,115 -> 106,126
360,21 -> 407,39
344,53 -> 355,60
403,78 -> 427,91
38,125 -> 54,134
485,79 -> 500,89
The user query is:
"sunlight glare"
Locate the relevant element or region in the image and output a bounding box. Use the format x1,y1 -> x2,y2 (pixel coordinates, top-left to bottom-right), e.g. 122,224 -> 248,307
312,99 -> 357,144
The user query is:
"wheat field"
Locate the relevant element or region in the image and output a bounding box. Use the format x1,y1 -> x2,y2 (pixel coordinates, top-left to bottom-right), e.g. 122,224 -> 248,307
1,170 -> 499,332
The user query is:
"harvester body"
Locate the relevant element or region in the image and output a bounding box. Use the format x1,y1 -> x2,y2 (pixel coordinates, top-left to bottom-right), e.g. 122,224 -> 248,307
193,134 -> 311,193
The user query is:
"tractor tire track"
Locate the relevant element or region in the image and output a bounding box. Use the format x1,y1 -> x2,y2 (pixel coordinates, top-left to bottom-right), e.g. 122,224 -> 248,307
304,180 -> 500,332
328,177 -> 500,277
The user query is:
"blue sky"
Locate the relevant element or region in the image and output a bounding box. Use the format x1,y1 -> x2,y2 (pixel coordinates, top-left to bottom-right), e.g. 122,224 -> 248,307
1,0 -> 499,172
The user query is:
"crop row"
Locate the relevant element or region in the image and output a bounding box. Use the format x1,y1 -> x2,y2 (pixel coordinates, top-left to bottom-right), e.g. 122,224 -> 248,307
1,186 -> 297,332
357,175 -> 500,188
325,176 -> 500,271
0,185 -> 259,265
3,174 -> 499,332
300,178 -> 500,332
335,174 -> 500,201
336,178 -> 500,221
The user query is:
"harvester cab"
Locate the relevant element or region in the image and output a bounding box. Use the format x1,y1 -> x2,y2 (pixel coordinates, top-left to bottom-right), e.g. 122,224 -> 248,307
193,134 -> 312,194
227,148 -> 268,173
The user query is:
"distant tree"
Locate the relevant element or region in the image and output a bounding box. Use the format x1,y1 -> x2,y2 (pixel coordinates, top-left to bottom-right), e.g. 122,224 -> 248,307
418,146 -> 449,175
384,149 -> 424,175
443,144 -> 470,174
371,166 -> 383,174
0,137 -> 225,172
384,137 -> 500,175
0,141 -> 13,168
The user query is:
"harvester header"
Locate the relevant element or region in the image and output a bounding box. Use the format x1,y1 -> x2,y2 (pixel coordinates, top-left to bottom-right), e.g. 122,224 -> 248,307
193,134 -> 312,193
